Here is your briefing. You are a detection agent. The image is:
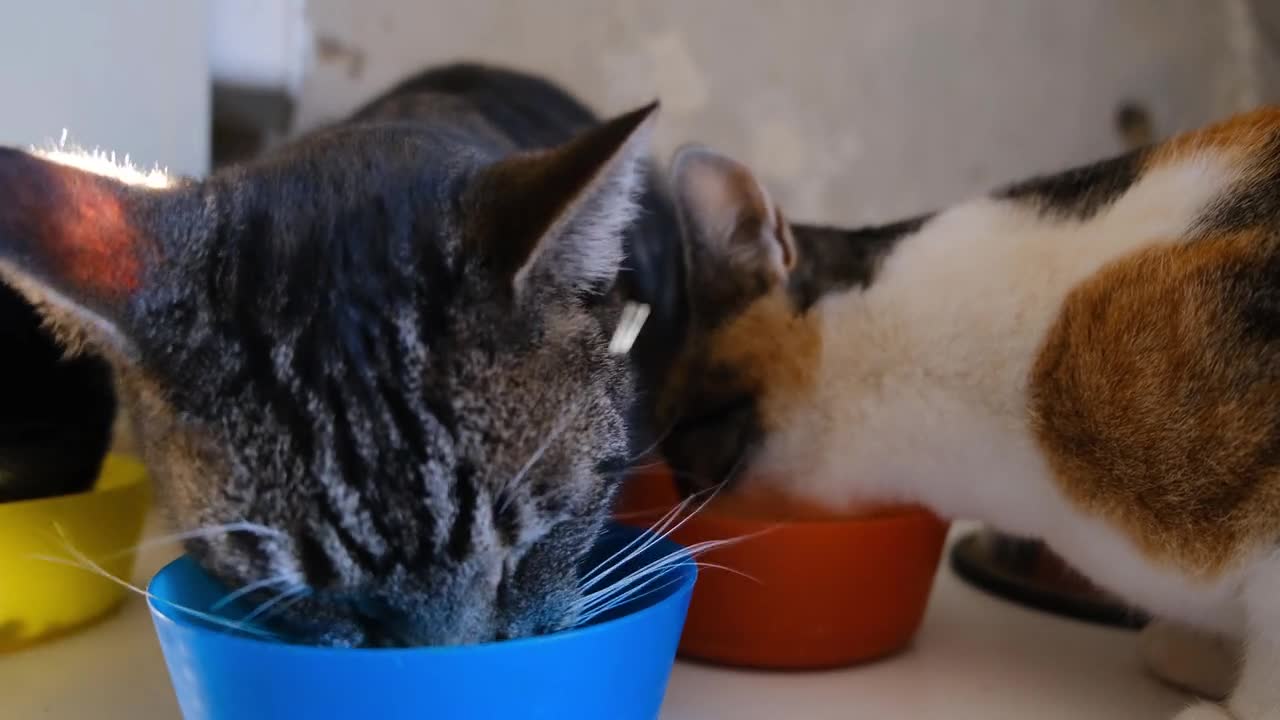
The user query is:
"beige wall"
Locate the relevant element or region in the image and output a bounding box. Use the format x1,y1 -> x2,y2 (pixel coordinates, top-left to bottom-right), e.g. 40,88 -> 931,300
297,0 -> 1271,225
0,2 -> 1272,224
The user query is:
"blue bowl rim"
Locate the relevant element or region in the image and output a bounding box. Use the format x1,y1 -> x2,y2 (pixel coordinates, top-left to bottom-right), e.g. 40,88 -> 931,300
146,524 -> 696,657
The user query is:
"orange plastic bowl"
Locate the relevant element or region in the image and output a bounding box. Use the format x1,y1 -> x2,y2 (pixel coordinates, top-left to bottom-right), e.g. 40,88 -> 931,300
615,461 -> 949,670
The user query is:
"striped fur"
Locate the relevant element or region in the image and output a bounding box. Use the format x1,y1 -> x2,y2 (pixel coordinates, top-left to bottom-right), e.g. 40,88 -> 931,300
0,64 -> 675,647
659,109 -> 1280,718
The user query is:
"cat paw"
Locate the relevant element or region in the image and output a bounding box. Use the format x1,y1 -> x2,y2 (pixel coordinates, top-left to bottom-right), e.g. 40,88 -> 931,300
1141,619 -> 1239,701
1172,703 -> 1235,720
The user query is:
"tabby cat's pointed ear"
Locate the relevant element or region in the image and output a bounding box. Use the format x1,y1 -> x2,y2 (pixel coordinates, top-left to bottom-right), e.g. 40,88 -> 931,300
0,147 -> 169,356
671,144 -> 795,289
471,101 -> 658,298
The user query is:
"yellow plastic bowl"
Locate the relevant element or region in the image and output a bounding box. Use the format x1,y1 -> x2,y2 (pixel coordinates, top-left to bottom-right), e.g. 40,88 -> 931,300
0,453 -> 151,651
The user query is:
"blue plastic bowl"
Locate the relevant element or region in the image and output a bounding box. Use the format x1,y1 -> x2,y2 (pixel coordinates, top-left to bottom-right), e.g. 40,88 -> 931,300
147,523 -> 695,720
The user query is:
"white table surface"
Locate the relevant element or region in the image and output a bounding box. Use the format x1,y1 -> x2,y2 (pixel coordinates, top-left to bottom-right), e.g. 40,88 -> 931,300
4,522 -> 1192,719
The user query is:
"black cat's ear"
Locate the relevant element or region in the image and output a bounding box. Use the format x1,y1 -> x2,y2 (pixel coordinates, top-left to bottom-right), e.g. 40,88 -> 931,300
470,101 -> 658,298
671,144 -> 796,289
0,147 -> 170,357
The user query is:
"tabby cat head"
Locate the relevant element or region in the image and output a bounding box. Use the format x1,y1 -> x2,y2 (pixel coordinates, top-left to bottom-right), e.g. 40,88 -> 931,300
0,104 -> 656,646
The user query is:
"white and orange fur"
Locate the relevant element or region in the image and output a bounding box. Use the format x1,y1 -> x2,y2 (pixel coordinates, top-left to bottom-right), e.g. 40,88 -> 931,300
657,109 -> 1280,719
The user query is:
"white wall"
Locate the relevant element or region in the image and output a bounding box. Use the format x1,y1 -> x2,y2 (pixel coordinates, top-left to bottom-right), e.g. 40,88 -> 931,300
0,0 -> 210,176
296,0 -> 1272,225
1,1 -> 1274,224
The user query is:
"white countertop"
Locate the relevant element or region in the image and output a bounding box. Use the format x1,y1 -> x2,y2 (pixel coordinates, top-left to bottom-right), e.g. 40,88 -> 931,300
3,523 -> 1191,719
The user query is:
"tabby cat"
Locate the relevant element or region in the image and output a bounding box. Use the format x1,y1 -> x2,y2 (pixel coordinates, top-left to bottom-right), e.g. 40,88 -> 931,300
657,111 -> 1280,719
0,63 -> 683,647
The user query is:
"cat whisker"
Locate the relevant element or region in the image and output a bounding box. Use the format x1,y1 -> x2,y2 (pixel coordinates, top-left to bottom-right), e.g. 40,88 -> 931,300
575,574 -> 687,627
619,459 -> 665,473
632,382 -> 764,469
576,535 -> 759,611
579,484 -> 719,592
240,585 -> 312,624
29,523 -> 279,639
607,466 -> 729,521
683,560 -> 762,584
576,572 -> 679,625
581,460 -> 745,591
624,420 -> 679,465
257,588 -> 312,622
577,551 -> 739,611
577,563 -> 681,616
578,501 -> 705,594
635,465 -> 753,496
627,400 -> 706,465
573,526 -> 775,627
618,390 -> 734,474
211,572 -> 305,612
99,521 -> 285,561
572,554 -> 762,627
578,498 -> 692,590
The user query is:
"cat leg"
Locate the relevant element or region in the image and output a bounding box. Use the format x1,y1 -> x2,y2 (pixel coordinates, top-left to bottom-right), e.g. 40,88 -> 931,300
1141,619 -> 1240,700
1221,558 -> 1280,720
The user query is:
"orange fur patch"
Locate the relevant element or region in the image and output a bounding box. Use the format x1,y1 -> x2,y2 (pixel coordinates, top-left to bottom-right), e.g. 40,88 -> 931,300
1031,229 -> 1280,577
704,290 -> 821,430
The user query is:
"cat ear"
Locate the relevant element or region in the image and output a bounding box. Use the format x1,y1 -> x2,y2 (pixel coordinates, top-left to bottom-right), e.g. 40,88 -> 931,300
670,145 -> 797,326
670,144 -> 795,288
470,102 -> 658,298
0,147 -> 166,357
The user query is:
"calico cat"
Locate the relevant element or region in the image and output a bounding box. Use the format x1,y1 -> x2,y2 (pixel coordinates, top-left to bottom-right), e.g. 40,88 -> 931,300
0,63 -> 683,647
656,110 -> 1280,719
